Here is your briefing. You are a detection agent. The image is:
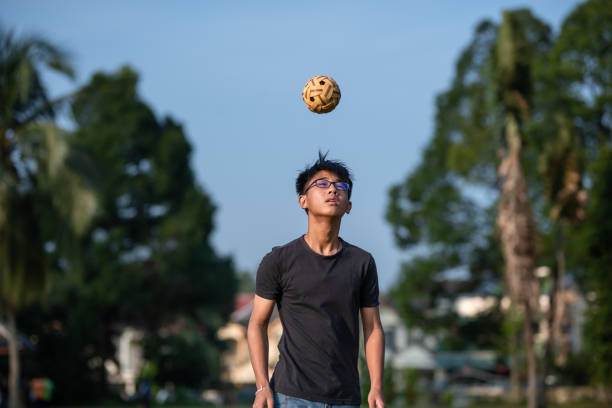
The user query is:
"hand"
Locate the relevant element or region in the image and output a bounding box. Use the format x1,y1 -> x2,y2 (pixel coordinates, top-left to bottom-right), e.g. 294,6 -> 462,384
252,386 -> 273,408
368,388 -> 385,408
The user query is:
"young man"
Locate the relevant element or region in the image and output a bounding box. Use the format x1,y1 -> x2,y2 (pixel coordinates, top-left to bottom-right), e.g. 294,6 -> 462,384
247,153 -> 385,408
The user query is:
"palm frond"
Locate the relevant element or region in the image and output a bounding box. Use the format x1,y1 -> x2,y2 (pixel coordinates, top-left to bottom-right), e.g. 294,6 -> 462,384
18,123 -> 98,235
0,25 -> 75,133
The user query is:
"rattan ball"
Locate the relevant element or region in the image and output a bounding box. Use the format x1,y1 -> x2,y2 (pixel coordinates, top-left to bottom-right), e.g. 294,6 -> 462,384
302,75 -> 341,114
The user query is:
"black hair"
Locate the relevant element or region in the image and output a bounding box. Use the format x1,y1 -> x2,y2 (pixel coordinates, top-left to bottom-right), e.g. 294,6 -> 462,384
295,151 -> 353,199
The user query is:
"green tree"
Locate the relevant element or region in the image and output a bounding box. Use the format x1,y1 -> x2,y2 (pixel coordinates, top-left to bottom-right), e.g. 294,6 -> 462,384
16,67 -> 237,402
237,270 -> 256,293
38,66 -> 236,399
0,26 -> 96,408
579,147 -> 612,394
536,0 -> 612,399
383,359 -> 395,404
387,9 -> 554,408
535,54 -> 587,408
494,11 -> 549,408
388,1 -> 612,405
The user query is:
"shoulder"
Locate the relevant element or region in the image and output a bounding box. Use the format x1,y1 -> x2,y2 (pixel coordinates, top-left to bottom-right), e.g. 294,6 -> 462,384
261,237 -> 303,263
268,237 -> 302,256
341,238 -> 375,264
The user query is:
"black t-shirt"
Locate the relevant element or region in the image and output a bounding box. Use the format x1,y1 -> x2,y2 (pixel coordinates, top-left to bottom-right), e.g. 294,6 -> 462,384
255,236 -> 379,405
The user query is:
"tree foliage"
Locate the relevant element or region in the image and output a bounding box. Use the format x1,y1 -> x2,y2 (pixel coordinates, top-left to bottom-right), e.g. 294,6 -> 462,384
579,148 -> 612,387
387,9 -> 552,349
0,24 -> 97,408
387,0 -> 612,398
18,66 -> 237,402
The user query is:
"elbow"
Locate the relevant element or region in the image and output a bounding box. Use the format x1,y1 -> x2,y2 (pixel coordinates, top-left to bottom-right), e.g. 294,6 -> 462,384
364,324 -> 384,344
375,325 -> 385,343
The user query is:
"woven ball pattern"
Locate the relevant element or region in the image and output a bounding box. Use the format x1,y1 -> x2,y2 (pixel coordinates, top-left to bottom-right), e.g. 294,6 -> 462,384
302,75 -> 341,114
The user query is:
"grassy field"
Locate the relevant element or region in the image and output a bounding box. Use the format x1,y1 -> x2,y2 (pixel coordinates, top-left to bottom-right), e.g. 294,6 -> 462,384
65,403 -> 607,408
198,402 -> 606,408
206,405 -> 604,408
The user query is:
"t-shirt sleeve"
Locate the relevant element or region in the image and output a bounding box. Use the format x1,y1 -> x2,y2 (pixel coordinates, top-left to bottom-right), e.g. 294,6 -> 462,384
360,255 -> 379,307
255,251 -> 281,301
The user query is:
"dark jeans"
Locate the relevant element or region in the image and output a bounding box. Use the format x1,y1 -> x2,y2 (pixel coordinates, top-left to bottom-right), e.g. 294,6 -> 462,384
273,392 -> 360,408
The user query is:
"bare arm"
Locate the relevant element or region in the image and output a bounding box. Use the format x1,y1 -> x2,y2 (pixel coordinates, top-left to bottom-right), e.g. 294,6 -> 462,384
361,306 -> 386,408
247,295 -> 276,408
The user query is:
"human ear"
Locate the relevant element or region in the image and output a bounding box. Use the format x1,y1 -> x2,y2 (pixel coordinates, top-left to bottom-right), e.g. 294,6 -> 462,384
298,195 -> 308,210
345,201 -> 352,214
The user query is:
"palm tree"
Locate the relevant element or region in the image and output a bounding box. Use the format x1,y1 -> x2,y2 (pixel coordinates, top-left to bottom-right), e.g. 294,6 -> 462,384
495,11 -> 546,408
537,112 -> 587,407
0,26 -> 96,408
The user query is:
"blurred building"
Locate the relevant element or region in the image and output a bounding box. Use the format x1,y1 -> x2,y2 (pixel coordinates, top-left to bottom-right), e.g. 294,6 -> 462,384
216,293 -> 498,385
379,297 -> 437,371
217,294 -> 282,385
533,275 -> 587,365
105,327 -> 144,397
217,294 -> 440,386
217,285 -> 586,396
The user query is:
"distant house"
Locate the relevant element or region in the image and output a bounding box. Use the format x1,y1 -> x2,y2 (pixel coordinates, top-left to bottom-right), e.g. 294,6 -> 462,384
106,326 -> 144,397
217,284 -> 586,390
217,294 -> 282,386
533,277 -> 587,365
217,293 -> 440,386
379,299 -> 437,371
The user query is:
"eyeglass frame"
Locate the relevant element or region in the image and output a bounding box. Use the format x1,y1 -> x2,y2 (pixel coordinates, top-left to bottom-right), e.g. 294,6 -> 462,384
303,178 -> 350,194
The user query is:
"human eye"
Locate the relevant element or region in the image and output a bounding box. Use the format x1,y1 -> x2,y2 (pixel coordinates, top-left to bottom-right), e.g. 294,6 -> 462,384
315,179 -> 331,187
335,182 -> 349,190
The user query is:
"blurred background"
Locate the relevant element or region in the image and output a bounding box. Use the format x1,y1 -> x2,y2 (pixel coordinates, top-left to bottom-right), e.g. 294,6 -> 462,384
1,0 -> 611,407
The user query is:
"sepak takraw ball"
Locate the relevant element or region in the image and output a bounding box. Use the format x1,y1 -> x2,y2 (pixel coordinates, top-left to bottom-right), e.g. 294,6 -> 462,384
302,75 -> 341,114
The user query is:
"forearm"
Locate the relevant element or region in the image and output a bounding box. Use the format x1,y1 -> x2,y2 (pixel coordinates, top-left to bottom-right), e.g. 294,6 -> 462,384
247,321 -> 270,388
364,326 -> 385,391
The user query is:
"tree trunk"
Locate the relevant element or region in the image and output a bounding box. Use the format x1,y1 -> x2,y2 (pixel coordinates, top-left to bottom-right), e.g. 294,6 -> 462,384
507,304 -> 523,404
524,299 -> 538,408
554,247 -> 569,367
7,308 -> 20,408
1,127 -> 7,163
539,225 -> 565,408
497,114 -> 540,408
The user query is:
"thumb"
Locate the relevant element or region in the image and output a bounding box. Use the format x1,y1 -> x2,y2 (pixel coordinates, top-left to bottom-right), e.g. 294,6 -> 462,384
267,395 -> 274,408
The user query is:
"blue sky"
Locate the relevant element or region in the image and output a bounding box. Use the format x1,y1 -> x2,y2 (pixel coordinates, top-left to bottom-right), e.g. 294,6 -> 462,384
5,1 -> 582,290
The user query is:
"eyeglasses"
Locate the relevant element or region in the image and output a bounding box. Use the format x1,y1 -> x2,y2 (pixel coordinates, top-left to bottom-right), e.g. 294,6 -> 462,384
303,178 -> 350,194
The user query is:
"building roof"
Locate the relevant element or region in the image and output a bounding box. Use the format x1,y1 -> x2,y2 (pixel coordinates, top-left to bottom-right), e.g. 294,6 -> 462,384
230,293 -> 279,327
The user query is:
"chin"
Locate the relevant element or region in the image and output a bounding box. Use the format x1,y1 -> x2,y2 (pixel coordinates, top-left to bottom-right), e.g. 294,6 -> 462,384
310,205 -> 347,217
325,210 -> 346,217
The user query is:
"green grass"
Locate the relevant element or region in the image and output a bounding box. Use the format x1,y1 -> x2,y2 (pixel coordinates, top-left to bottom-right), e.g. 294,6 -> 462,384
62,404 -> 608,408
200,404 -> 606,408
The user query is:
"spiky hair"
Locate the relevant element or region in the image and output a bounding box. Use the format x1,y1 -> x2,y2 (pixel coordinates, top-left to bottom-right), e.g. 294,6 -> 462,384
295,151 -> 353,199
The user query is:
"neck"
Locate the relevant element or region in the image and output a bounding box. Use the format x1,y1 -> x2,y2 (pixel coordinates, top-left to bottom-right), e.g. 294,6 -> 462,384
304,215 -> 342,256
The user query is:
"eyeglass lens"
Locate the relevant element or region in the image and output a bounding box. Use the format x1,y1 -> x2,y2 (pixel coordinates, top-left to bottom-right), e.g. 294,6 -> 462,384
315,179 -> 349,190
